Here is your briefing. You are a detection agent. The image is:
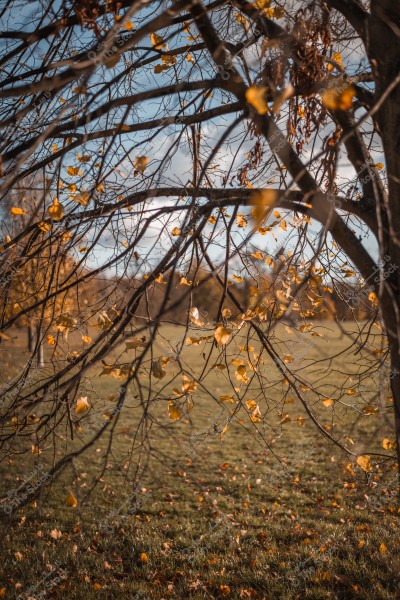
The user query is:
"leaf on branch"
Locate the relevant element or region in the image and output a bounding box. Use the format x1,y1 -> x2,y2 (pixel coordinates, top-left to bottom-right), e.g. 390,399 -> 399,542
363,405 -> 379,415
232,274 -> 243,283
76,396 -> 90,415
152,359 -> 166,379
356,455 -> 372,472
214,326 -> 232,346
150,32 -> 164,50
182,375 -> 198,394
168,400 -> 182,420
321,84 -> 355,111
245,86 -> 270,115
10,207 -> 26,215
67,166 -> 81,176
250,189 -> 277,225
74,192 -> 90,206
322,398 -> 333,407
235,365 -> 249,383
48,198 -> 64,221
134,156 -> 149,174
327,52 -> 344,72
190,307 -> 204,326
220,394 -> 235,403
382,438 -> 396,450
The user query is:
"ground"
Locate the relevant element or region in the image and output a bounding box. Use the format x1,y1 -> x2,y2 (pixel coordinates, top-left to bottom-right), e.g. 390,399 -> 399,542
0,322 -> 399,599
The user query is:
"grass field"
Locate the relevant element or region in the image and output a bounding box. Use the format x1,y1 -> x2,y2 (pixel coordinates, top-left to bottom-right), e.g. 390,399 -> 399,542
0,322 -> 399,599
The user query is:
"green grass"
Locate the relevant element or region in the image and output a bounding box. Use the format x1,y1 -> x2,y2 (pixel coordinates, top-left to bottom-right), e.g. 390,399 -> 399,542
0,322 -> 399,599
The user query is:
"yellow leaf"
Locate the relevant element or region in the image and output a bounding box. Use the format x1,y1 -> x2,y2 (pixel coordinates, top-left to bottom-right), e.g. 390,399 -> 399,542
47,334 -> 56,346
78,154 -> 91,162
140,552 -> 149,563
327,51 -> 343,71
356,455 -> 372,472
321,84 -> 355,111
189,307 -> 204,326
280,413 -> 291,424
375,162 -> 384,170
382,438 -> 396,450
171,227 -> 181,236
232,274 -> 243,283
154,64 -> 169,74
48,198 -> 64,221
182,375 -> 198,394
297,105 -> 306,118
10,207 -> 26,215
250,189 -> 277,225
76,396 -> 90,415
82,335 -> 92,344
322,398 -> 333,407
66,492 -> 78,508
363,405 -> 379,415
180,276 -> 192,286
220,394 -> 235,403
251,251 -> 264,260
38,221 -> 52,233
380,543 -> 387,554
235,12 -> 248,28
124,20 -> 134,30
222,308 -> 231,318
214,326 -> 232,346
280,219 -> 287,231
235,365 -> 249,384
168,400 -> 182,420
245,86 -> 270,115
74,192 -> 90,206
93,583 -> 102,590
368,291 -> 379,305
283,353 -> 294,364
150,32 -> 164,50
236,214 -> 247,228
186,336 -> 201,346
67,165 -> 80,176
161,54 -> 176,66
134,156 -> 149,174
246,399 -> 262,422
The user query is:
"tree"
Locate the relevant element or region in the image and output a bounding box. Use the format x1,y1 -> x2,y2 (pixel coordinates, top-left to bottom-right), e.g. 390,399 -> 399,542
0,0 -> 399,499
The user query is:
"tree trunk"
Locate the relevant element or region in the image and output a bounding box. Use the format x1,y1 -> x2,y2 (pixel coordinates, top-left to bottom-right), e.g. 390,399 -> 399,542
27,322 -> 35,353
369,1 -> 400,474
35,324 -> 44,369
27,321 -> 45,368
